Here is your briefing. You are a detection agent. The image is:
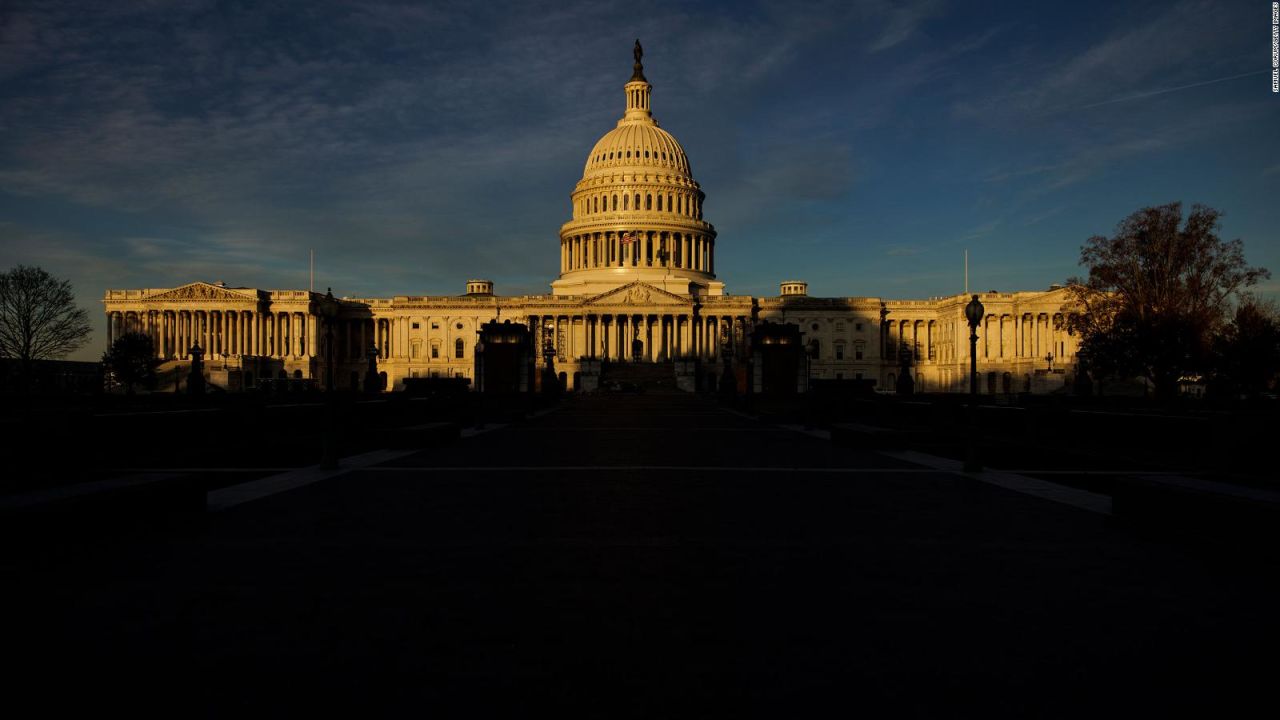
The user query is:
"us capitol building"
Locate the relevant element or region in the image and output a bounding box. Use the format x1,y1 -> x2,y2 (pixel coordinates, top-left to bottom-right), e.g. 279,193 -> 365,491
103,44 -> 1078,395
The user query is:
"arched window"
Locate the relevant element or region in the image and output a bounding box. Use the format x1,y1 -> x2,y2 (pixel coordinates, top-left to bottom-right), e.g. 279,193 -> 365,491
646,194 -> 652,210
431,342 -> 440,359
593,196 -> 598,213
612,195 -> 618,211
455,338 -> 464,358
623,194 -> 629,210
634,193 -> 640,210
656,195 -> 662,211
644,150 -> 649,158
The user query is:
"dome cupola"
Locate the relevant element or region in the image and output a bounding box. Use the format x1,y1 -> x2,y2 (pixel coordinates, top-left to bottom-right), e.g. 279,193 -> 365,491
552,40 -> 721,298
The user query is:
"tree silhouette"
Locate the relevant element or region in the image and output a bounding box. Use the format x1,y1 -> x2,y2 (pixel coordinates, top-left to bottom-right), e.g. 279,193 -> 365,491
103,332 -> 159,395
1211,298 -> 1280,398
0,265 -> 92,391
1064,203 -> 1269,398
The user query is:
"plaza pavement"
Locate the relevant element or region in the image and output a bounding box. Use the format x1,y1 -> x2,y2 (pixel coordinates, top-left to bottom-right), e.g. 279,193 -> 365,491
7,393 -> 1276,717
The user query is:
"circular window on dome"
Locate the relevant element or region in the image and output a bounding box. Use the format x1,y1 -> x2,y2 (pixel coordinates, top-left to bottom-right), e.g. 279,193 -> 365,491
626,151 -> 631,158
644,151 -> 650,158
456,323 -> 464,330
609,153 -> 614,159
811,323 -> 820,331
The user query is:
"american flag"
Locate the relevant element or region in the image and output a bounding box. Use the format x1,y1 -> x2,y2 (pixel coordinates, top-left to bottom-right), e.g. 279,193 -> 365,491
620,232 -> 638,244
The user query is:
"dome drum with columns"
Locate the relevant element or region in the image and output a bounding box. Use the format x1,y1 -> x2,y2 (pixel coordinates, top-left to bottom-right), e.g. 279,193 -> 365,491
102,42 -> 1080,395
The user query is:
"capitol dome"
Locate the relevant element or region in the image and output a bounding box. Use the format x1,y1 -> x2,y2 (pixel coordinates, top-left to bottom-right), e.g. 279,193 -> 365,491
552,41 -> 721,298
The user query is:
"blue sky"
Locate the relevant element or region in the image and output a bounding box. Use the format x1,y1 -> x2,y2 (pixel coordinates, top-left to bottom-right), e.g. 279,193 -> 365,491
2,0 -> 1277,359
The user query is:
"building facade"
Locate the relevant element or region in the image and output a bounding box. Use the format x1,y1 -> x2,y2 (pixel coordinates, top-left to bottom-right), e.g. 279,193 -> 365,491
103,46 -> 1079,395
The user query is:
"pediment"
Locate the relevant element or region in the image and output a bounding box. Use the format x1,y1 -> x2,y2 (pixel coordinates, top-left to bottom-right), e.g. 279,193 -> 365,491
585,282 -> 690,307
145,282 -> 257,303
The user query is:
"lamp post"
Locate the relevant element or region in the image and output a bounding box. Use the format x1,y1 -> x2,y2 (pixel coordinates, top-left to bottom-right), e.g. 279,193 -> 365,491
542,320 -> 558,394
363,342 -> 380,394
964,294 -> 985,472
719,323 -> 734,397
1045,352 -> 1054,373
318,289 -> 341,469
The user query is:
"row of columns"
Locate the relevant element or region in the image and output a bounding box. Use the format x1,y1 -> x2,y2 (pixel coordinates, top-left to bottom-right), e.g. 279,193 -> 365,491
561,231 -> 713,273
106,309 -> 316,360
981,313 -> 1071,361
525,313 -> 750,363
883,319 -> 938,363
880,313 -> 1077,365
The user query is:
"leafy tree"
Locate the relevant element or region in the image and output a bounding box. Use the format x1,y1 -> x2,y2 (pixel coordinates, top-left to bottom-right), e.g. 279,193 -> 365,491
0,265 -> 93,390
1210,298 -> 1280,398
1064,203 -> 1269,398
102,332 -> 159,395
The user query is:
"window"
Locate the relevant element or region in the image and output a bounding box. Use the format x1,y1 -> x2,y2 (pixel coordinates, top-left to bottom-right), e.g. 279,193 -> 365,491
431,322 -> 439,330
431,343 -> 439,359
855,348 -> 863,360
411,341 -> 421,359
836,321 -> 845,332
411,322 -> 420,330
835,343 -> 845,360
455,338 -> 464,358
856,323 -> 863,332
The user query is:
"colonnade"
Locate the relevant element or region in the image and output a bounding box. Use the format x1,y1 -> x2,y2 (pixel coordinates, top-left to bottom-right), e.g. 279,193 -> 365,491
105,309 -> 316,360
882,319 -> 938,363
524,312 -> 750,363
980,312 -> 1073,361
560,230 -> 713,274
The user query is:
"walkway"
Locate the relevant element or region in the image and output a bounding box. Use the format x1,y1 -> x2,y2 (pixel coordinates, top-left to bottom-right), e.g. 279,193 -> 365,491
6,394 -> 1275,716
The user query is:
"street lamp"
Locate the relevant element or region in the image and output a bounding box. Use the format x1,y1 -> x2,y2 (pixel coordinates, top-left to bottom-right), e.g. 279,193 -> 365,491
318,288 -> 341,469
1044,352 -> 1054,373
964,294 -> 985,473
541,320 -> 558,394
719,323 -> 735,396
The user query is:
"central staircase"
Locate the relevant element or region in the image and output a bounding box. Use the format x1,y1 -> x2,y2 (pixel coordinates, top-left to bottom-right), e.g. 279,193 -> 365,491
599,361 -> 679,393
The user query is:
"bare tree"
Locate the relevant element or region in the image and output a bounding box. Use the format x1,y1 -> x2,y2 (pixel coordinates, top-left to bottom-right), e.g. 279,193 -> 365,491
0,265 -> 93,390
1064,203 -> 1269,398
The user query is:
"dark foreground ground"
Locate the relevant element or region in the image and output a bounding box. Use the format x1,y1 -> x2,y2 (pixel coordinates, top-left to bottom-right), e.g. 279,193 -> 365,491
6,393 -> 1277,717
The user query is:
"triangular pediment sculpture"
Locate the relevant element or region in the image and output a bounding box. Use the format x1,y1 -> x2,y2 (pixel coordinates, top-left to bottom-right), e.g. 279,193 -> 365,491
145,282 -> 257,302
585,281 -> 690,307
